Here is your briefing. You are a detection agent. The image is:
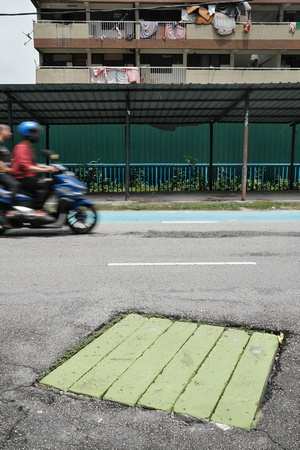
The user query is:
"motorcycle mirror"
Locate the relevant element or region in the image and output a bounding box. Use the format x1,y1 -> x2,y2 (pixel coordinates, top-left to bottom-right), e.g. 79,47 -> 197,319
41,149 -> 60,159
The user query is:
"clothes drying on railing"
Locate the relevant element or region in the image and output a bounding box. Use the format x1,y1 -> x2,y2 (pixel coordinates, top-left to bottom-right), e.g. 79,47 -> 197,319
289,22 -> 300,33
181,8 -> 196,23
165,22 -> 186,39
140,21 -> 158,38
91,67 -> 140,84
216,3 -> 239,19
213,13 -> 236,35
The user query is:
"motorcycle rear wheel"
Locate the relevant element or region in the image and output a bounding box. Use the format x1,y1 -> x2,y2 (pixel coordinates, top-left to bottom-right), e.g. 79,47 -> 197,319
66,205 -> 97,234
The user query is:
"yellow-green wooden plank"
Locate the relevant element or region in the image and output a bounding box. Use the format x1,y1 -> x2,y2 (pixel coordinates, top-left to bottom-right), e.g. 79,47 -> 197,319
104,321 -> 197,405
138,325 -> 224,411
174,329 -> 250,419
40,314 -> 147,390
69,317 -> 173,397
211,332 -> 279,429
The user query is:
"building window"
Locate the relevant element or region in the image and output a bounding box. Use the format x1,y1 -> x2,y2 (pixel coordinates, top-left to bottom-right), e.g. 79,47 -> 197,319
40,9 -> 86,21
73,54 -> 87,66
43,54 -> 87,67
91,54 -> 104,65
281,55 -> 300,68
283,11 -> 300,22
187,54 -> 230,67
140,54 -> 183,66
91,53 -> 135,66
90,11 -> 135,21
140,10 -> 181,21
140,54 -> 183,73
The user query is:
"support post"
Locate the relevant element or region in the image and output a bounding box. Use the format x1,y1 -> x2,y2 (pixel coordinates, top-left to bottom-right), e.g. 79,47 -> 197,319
125,93 -> 130,201
209,122 -> 214,191
241,94 -> 249,201
290,123 -> 296,190
46,125 -> 50,165
7,95 -> 14,151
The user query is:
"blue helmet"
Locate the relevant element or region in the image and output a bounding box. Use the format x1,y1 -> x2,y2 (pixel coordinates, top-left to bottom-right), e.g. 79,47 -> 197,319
17,121 -> 43,137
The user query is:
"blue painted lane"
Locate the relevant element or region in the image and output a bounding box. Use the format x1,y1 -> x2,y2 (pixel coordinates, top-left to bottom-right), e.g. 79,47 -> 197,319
98,210 -> 300,223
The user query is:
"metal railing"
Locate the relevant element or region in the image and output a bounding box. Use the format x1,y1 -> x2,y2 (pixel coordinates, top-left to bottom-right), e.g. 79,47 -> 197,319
140,66 -> 186,84
88,21 -> 135,39
63,163 -> 300,193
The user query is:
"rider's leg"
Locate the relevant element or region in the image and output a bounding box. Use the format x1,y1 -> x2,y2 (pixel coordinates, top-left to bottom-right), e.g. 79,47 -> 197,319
19,176 -> 48,216
0,173 -> 21,216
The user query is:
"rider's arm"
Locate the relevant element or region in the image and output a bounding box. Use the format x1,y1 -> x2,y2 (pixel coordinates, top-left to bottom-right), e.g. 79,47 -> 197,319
27,164 -> 57,173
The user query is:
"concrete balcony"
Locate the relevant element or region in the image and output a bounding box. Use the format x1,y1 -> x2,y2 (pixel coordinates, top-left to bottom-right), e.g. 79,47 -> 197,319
36,66 -> 300,85
34,21 -> 90,40
34,20 -> 300,50
36,67 -> 90,84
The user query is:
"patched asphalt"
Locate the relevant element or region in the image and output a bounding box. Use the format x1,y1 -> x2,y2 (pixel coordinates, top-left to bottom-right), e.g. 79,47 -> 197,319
40,314 -> 280,430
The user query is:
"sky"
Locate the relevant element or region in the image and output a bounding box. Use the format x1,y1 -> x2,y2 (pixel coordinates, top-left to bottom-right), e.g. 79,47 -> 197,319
0,0 -> 38,84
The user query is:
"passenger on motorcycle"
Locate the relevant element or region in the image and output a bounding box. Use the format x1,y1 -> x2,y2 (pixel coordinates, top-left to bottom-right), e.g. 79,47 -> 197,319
11,121 -> 58,220
0,124 -> 21,217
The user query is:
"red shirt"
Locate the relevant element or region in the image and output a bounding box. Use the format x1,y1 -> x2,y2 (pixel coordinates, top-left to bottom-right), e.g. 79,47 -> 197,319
11,142 -> 36,179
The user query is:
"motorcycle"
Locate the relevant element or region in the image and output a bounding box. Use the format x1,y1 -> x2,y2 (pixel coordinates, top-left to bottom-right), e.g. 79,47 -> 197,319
0,151 -> 97,234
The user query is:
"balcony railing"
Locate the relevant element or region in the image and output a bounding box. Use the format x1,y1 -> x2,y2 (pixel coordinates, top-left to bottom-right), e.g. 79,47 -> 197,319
88,21 -> 135,39
140,67 -> 186,84
36,65 -> 300,85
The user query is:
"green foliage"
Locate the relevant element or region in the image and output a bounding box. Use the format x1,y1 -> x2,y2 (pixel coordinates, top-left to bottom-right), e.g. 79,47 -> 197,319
71,163 -> 298,194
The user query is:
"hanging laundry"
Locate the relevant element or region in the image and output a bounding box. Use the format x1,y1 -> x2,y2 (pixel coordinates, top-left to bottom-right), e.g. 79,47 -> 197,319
216,3 -> 239,19
208,5 -> 216,16
243,2 -> 252,11
91,67 -> 140,84
181,8 -> 196,23
213,12 -> 236,35
289,22 -> 296,33
140,21 -> 158,39
127,69 -> 140,84
165,23 -> 187,39
91,67 -> 107,83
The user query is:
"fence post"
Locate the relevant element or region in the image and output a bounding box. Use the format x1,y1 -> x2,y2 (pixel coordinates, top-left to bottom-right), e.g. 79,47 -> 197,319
210,122 -> 214,190
125,93 -> 130,200
242,94 -> 249,201
290,123 -> 296,190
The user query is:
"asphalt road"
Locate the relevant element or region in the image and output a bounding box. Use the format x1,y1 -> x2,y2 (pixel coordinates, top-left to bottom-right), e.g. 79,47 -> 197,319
1,217 -> 299,449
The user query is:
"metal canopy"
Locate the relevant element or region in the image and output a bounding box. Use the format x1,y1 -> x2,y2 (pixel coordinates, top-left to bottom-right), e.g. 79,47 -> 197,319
0,82 -> 299,200
0,82 -> 300,127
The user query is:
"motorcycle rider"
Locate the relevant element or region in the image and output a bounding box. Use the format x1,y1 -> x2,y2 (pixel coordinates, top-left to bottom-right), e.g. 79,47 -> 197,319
0,124 -> 21,217
11,121 -> 58,220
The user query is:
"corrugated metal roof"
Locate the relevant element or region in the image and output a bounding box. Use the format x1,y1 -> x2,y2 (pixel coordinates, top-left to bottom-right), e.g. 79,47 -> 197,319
0,82 -> 299,127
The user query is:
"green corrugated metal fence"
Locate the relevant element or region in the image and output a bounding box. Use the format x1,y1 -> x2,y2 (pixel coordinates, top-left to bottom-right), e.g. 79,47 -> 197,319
11,123 -> 298,165
39,123 -> 298,165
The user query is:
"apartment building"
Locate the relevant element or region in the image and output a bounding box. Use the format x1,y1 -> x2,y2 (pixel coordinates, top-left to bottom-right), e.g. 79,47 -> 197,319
31,1 -> 300,84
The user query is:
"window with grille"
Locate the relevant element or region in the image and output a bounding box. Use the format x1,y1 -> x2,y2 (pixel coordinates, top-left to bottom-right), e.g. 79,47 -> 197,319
187,54 -> 230,67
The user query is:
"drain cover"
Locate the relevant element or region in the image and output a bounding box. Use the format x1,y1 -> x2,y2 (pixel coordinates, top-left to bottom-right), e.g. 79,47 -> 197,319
40,314 -> 279,429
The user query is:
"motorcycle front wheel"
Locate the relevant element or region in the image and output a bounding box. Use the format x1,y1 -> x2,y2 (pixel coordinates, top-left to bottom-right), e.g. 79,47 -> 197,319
66,205 -> 97,234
